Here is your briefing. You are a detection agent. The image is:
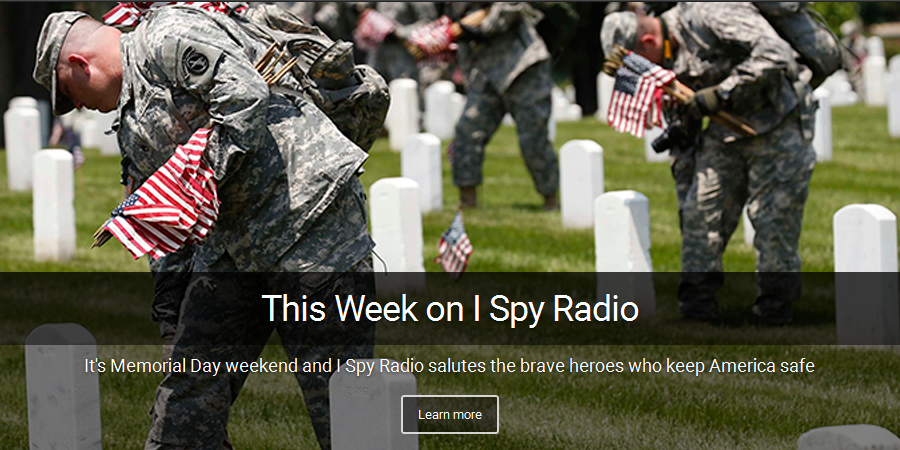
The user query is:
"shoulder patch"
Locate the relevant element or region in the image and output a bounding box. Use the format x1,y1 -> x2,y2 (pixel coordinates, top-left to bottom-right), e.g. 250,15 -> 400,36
183,47 -> 210,76
175,41 -> 223,89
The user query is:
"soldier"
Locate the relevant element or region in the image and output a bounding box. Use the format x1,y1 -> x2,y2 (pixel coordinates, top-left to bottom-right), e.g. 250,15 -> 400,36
602,4 -> 818,325
449,2 -> 559,210
35,8 -> 377,450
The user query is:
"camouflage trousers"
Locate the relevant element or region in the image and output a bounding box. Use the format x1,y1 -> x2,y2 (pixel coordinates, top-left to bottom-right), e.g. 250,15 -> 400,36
145,258 -> 376,450
678,112 -> 816,324
452,60 -> 559,197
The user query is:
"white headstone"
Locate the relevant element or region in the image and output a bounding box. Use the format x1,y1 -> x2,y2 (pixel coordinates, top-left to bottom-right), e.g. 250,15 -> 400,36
552,87 -> 570,122
889,56 -> 900,138
330,359 -> 418,450
26,324 -> 102,450
644,127 -> 669,163
93,112 -> 119,156
424,81 -> 456,141
596,73 -> 615,124
401,134 -> 442,214
560,140 -> 604,229
450,93 -> 466,131
565,85 -> 576,103
80,119 -> 100,150
594,191 -> 656,317
501,113 -> 515,127
834,205 -> 899,346
822,70 -> 860,107
743,205 -> 756,247
33,150 -> 76,262
867,36 -> 886,59
864,56 -> 888,107
4,99 -> 42,191
388,79 -> 421,152
370,178 -> 426,294
813,87 -> 832,162
565,104 -> 583,122
798,425 -> 900,450
10,96 -> 38,109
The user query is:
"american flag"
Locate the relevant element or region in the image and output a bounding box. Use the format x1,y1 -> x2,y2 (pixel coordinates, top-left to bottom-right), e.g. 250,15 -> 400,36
354,9 -> 396,52
409,16 -> 457,56
103,2 -> 247,28
607,51 -> 676,138
434,211 -> 473,279
102,129 -> 220,260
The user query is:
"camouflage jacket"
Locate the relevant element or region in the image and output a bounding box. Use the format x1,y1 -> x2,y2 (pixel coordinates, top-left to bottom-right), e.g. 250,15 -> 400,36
450,2 -> 550,94
662,2 -> 816,141
116,6 -> 372,272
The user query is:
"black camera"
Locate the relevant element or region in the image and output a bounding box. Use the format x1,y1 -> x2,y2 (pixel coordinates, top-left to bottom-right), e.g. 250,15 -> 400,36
651,119 -> 697,154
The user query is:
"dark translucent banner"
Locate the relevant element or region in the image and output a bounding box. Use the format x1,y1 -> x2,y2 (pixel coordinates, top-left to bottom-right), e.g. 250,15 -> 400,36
1,273 -> 897,345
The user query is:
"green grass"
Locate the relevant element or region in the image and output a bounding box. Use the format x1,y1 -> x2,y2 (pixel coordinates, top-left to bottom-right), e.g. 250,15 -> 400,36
1,105 -> 900,449
3,105 -> 898,272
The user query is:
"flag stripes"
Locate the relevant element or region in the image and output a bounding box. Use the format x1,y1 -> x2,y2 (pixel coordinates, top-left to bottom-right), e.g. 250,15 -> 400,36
103,128 -> 220,260
103,2 -> 247,28
607,51 -> 676,138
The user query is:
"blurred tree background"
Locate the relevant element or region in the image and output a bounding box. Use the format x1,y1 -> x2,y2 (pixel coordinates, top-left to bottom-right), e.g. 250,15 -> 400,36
813,2 -> 860,34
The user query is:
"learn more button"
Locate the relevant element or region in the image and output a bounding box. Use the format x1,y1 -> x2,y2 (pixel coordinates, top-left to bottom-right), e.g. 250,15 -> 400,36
401,395 -> 500,435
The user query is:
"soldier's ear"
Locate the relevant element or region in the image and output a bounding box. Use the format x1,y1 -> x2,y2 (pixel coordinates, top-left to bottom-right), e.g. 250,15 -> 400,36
638,33 -> 658,50
67,54 -> 91,75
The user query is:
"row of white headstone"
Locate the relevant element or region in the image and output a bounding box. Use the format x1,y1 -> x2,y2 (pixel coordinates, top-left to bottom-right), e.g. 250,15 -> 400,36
387,79 -> 466,151
5,97 -> 120,193
22,198 -> 898,448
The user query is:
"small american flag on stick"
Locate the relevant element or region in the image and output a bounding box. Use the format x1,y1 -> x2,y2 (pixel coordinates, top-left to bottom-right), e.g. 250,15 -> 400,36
607,50 -> 676,138
434,211 -> 473,279
95,128 -> 220,260
354,9 -> 396,52
103,2 -> 247,28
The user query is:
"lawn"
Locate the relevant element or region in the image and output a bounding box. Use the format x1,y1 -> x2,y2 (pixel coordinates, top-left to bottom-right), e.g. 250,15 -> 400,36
1,106 -> 899,449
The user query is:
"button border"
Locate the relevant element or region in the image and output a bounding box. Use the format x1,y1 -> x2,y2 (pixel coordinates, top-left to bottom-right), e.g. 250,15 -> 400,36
400,395 -> 500,435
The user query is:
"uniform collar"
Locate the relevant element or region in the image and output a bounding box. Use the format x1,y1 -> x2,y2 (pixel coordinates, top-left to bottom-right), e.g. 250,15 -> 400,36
659,17 -> 674,70
661,8 -> 690,76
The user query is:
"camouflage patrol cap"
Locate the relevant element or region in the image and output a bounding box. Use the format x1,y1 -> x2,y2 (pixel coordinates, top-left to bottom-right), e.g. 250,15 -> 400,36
601,11 -> 638,57
33,11 -> 90,116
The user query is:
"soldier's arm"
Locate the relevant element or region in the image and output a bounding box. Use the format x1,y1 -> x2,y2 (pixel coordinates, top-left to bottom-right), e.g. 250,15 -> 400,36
703,3 -> 796,111
145,9 -> 270,182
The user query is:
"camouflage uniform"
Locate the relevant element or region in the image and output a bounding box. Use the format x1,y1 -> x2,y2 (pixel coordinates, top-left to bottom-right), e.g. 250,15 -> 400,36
113,7 -> 375,449
450,2 -> 559,198
604,3 -> 818,324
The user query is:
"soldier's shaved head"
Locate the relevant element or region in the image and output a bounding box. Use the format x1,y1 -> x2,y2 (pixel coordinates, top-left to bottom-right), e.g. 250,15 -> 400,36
55,16 -> 123,113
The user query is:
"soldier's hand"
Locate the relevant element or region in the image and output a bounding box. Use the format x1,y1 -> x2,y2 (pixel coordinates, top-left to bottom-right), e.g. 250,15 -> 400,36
686,86 -> 724,121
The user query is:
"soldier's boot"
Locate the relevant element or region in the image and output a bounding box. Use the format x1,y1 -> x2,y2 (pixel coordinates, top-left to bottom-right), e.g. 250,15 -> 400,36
753,272 -> 801,326
460,187 -> 478,209
677,272 -> 724,321
543,194 -> 559,211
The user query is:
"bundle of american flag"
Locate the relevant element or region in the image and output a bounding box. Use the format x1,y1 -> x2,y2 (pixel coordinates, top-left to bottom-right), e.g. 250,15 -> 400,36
407,16 -> 458,64
603,45 -> 757,138
606,50 -> 676,138
353,9 -> 396,52
102,2 -> 248,28
93,128 -> 220,260
434,211 -> 474,280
